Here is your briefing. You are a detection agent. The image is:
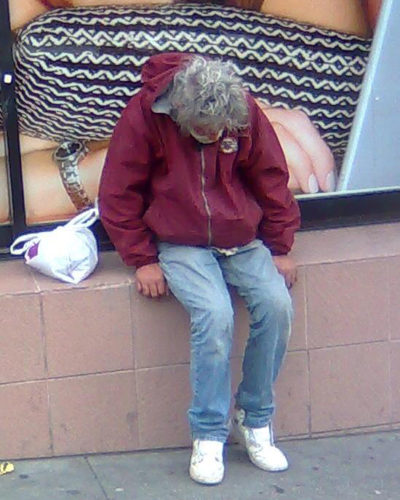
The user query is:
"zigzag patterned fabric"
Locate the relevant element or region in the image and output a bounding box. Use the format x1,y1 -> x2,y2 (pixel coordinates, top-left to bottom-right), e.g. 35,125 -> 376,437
10,3 -> 371,158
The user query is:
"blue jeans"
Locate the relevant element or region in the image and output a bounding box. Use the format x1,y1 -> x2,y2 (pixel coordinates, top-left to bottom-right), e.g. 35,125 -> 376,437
158,239 -> 292,442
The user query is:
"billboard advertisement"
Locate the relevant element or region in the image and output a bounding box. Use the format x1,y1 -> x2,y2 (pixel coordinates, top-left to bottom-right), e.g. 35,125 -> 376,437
2,0 -> 398,226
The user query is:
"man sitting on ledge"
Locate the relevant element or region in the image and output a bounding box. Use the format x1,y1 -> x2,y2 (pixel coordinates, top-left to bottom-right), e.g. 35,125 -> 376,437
99,52 -> 301,485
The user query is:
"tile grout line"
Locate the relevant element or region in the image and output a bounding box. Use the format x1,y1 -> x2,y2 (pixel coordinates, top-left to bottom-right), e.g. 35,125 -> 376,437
129,283 -> 137,372
386,259 -> 393,426
303,267 -> 312,438
129,283 -> 143,449
38,293 -> 55,456
0,368 -> 138,387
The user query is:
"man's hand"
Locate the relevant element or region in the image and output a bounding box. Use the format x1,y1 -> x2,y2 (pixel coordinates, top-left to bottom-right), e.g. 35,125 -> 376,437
272,255 -> 297,289
135,263 -> 168,298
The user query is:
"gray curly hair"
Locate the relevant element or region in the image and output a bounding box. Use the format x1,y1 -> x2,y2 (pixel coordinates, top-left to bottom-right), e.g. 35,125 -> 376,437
169,56 -> 249,135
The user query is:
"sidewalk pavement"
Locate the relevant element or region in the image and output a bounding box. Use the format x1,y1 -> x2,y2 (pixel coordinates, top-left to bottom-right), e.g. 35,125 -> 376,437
1,431 -> 399,500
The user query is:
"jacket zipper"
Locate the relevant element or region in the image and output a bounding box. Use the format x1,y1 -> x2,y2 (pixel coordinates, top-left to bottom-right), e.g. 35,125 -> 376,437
200,147 -> 212,246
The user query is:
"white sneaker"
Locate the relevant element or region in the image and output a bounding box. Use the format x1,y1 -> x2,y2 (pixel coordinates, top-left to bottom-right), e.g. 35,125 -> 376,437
231,409 -> 288,472
189,439 -> 224,485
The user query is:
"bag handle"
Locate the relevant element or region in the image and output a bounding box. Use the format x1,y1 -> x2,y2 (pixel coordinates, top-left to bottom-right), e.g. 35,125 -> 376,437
9,202 -> 99,255
65,204 -> 99,229
9,233 -> 41,255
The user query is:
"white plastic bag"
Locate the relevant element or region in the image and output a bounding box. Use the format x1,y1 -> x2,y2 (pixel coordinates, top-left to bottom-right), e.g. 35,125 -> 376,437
9,207 -> 99,284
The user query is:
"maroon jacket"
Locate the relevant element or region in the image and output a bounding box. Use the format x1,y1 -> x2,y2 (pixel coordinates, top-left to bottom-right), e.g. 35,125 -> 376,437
99,53 -> 300,268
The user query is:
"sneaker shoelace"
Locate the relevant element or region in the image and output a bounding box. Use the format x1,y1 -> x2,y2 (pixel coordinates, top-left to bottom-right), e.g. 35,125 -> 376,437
248,425 -> 274,449
194,443 -> 222,464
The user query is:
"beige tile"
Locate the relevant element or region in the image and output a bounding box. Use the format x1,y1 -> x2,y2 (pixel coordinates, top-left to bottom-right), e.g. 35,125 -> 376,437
32,251 -> 133,292
136,356 -> 304,449
132,292 -> 190,369
133,288 -> 252,368
231,353 -> 309,439
388,256 -> 400,340
49,371 -> 138,455
43,286 -> 133,377
229,290 -> 249,358
306,260 -> 389,348
390,341 -> 400,421
0,294 -> 45,383
311,423 -> 393,439
32,275 -> 77,292
230,280 -> 305,358
289,266 -> 307,351
80,251 -> 134,287
136,364 -> 191,449
0,260 -> 37,295
293,222 -> 400,266
227,357 -> 245,444
274,351 -> 310,437
230,356 -> 243,400
310,343 -> 391,433
0,381 -> 51,459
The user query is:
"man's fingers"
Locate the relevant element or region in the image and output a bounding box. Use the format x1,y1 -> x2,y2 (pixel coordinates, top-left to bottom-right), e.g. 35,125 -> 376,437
272,255 -> 297,290
149,282 -> 160,298
156,279 -> 167,297
158,278 -> 171,297
287,269 -> 298,289
135,263 -> 167,298
137,279 -> 169,298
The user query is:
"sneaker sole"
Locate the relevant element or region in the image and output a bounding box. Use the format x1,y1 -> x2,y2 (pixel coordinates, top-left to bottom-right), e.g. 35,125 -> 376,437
189,466 -> 224,485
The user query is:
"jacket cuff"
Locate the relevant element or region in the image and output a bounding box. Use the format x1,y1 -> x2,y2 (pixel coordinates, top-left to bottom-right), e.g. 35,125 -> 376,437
123,254 -> 159,269
270,250 -> 289,256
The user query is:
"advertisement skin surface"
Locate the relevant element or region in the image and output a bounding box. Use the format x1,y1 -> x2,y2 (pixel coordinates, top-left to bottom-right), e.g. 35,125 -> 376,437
0,0 -> 381,224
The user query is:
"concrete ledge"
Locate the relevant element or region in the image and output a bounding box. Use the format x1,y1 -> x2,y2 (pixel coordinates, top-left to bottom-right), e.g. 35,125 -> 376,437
1,222 -> 400,459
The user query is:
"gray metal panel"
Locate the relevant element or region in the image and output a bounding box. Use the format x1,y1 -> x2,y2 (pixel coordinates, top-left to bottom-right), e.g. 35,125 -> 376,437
337,0 -> 400,192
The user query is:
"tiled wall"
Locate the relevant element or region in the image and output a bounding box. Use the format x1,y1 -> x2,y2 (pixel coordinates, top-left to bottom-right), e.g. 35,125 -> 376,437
1,222 -> 400,459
